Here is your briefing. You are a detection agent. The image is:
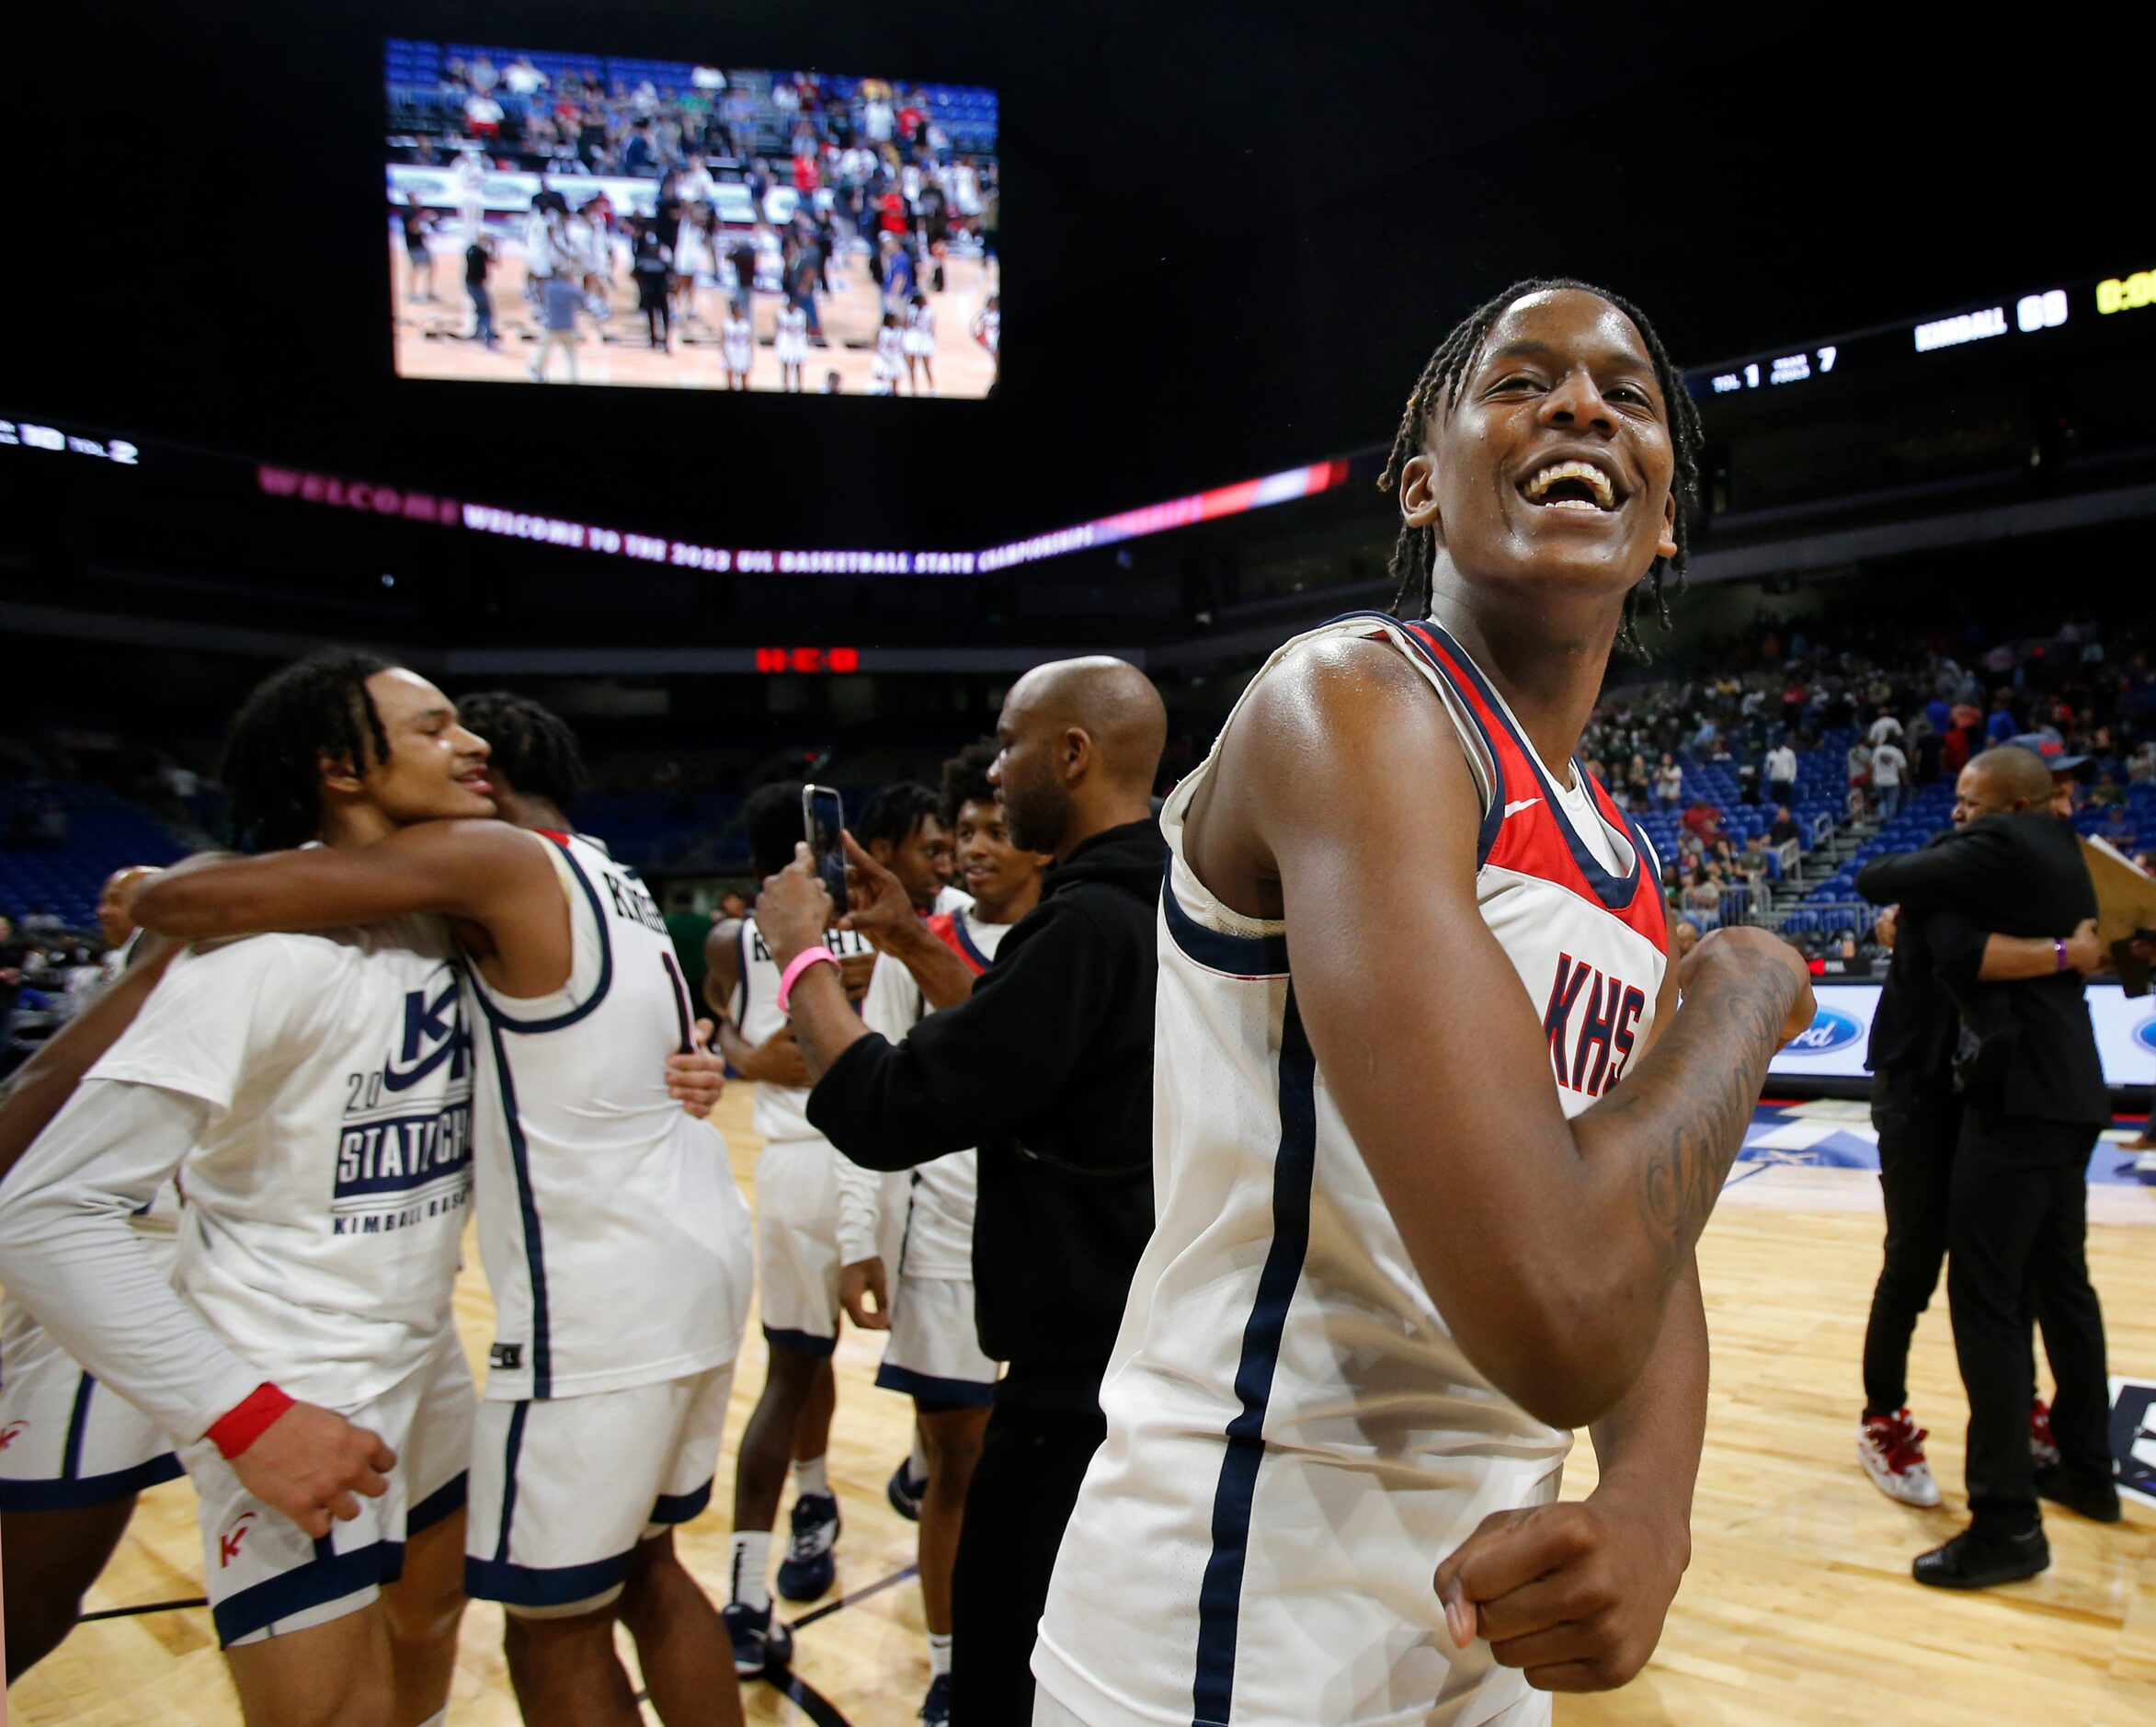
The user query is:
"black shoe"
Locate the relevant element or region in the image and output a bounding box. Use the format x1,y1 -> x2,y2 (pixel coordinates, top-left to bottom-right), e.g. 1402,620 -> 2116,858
1912,1522 -> 2050,1590
2036,1464 -> 2122,1524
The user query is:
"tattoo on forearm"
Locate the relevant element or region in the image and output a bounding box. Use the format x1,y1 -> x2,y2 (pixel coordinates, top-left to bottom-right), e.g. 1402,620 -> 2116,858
1600,970 -> 1790,1280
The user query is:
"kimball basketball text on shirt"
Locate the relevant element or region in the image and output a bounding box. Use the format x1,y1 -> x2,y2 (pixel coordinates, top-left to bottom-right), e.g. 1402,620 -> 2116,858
333,966 -> 476,1235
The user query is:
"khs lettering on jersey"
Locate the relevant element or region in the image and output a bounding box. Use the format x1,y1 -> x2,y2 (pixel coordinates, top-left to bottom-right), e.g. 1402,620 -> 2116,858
220,1509 -> 257,1567
603,870 -> 668,938
0,1420 -> 26,1451
335,962 -> 474,1235
1540,951 -> 1648,1098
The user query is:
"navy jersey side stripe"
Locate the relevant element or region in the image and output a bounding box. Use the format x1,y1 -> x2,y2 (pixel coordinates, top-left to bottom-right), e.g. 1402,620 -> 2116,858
492,1401 -> 531,1565
660,951 -> 695,1055
1191,987 -> 1318,1725
482,1012 -> 553,1397
948,911 -> 995,973
473,836 -> 615,1034
1162,867 -> 1288,978
61,1373 -> 94,1481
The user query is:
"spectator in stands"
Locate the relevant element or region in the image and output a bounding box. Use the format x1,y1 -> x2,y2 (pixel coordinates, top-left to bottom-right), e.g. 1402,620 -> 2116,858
718,889 -> 750,921
1986,691 -> 2019,744
862,87 -> 896,146
20,907 -> 64,936
2089,771 -> 2127,810
2130,740 -> 2156,785
1682,798 -> 1723,846
1846,738 -> 1874,819
502,54 -> 549,97
1824,932 -> 1873,978
1625,752 -> 1652,806
1868,708 -> 1904,750
1656,752 -> 1684,807
1770,804 -> 1800,847
1681,866 -> 1724,929
1736,834 -> 1772,889
1872,734 -> 1909,821
1909,713 -> 1943,786
1765,737 -> 1798,808
465,88 -> 504,141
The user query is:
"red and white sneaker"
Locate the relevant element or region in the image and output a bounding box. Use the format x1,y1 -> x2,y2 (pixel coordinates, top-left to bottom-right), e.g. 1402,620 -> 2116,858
1858,1408 -> 1943,1507
2030,1398 -> 2061,1470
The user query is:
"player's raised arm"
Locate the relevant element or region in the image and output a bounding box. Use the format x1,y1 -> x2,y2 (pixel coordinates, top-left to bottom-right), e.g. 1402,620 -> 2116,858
131,818 -> 544,934
1218,635 -> 1808,1430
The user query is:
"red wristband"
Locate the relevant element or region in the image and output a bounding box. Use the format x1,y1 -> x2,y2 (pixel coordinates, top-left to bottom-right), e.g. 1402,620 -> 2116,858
207,1382 -> 294,1460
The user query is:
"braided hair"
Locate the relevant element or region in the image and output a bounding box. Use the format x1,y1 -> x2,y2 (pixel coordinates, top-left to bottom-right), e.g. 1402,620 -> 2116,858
221,648 -> 392,853
856,782 -> 940,852
936,738 -> 1000,830
455,691 -> 587,811
1375,278 -> 1702,655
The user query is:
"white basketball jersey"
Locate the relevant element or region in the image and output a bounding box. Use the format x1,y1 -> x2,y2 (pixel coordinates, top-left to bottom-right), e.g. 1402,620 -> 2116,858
86,921 -> 473,1409
467,830 -> 753,1401
855,902 -> 1011,1281
1036,613 -> 1671,1727
731,914 -> 876,1147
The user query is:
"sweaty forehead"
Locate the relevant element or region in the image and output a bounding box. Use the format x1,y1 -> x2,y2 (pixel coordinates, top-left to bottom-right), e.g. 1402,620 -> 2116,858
1477,290 -> 1650,372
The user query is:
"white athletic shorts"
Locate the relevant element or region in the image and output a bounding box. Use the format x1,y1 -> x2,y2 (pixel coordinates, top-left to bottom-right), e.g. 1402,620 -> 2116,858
0,1287 -> 183,1509
757,1138 -> 846,1354
876,1275 -> 997,1409
190,1334 -> 473,1649
1030,1669 -> 1553,1726
463,1364 -> 736,1613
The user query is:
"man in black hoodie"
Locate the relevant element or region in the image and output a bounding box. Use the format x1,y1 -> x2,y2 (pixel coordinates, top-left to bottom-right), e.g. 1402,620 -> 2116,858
751,656 -> 1167,1722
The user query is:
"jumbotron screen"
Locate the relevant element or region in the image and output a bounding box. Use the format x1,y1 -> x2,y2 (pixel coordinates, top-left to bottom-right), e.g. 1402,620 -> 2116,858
384,40 -> 1000,397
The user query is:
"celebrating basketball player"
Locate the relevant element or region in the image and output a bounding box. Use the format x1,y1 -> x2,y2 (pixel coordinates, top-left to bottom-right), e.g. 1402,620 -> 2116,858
703,783 -> 880,1676
1028,281 -> 1816,1725
120,686 -> 751,1727
0,652 -> 493,1727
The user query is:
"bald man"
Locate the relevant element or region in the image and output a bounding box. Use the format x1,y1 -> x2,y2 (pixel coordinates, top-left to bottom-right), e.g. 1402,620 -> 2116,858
753,657 -> 1169,1721
1857,743 -> 2116,1588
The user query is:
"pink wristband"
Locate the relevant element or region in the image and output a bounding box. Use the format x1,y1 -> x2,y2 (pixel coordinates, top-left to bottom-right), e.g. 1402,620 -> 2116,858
777,945 -> 839,1012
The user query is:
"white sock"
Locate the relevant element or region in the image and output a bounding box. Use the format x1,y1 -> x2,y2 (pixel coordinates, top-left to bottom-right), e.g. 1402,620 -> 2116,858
928,1630 -> 953,1681
792,1454 -> 828,1499
729,1531 -> 771,1612
908,1427 -> 930,1480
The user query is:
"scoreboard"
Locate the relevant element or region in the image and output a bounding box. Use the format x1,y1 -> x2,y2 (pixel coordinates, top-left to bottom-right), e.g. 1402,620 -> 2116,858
1683,263 -> 2150,404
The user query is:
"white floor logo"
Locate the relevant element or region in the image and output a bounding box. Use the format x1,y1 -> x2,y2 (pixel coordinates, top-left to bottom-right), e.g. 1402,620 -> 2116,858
2111,1377 -> 2156,1508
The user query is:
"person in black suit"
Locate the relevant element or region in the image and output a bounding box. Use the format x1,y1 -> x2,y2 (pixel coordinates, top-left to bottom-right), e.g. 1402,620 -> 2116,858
1856,745 -> 2117,1588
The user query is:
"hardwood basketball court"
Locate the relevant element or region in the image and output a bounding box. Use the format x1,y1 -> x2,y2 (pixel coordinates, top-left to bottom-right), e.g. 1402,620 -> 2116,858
12,1088 -> 2156,1725
392,239 -> 998,398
